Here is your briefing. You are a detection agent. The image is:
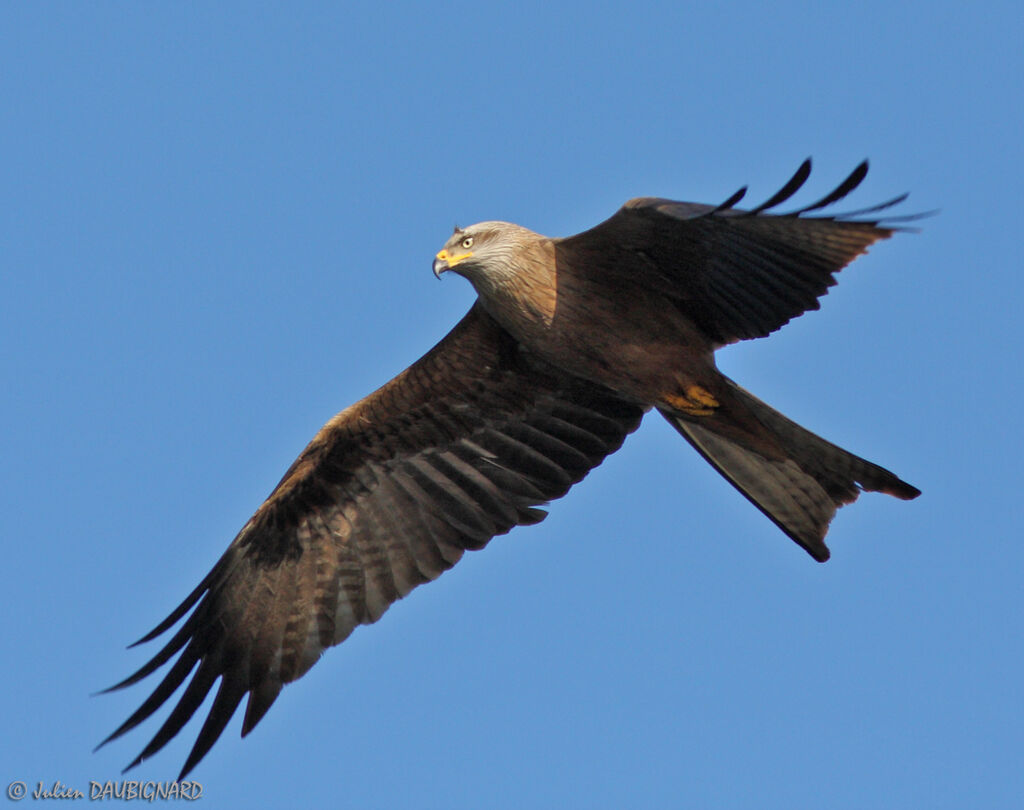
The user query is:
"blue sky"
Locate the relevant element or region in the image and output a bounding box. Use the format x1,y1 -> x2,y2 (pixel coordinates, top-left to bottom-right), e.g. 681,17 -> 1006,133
3,2 -> 1022,807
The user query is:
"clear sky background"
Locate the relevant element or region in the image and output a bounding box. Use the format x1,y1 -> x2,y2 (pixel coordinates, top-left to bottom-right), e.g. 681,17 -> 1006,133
3,2 -> 1021,807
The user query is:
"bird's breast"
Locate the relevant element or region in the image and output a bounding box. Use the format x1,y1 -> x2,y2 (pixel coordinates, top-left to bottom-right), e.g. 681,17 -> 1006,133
488,268 -> 716,405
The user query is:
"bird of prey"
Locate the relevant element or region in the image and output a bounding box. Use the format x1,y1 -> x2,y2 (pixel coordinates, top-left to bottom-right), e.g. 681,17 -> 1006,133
100,159 -> 921,777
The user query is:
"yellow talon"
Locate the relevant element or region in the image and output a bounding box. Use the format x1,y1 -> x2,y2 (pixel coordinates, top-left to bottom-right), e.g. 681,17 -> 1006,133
686,385 -> 719,408
665,385 -> 719,416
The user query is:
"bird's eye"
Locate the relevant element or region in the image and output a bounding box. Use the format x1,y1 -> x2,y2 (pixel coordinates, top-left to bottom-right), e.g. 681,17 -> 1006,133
461,237 -> 474,250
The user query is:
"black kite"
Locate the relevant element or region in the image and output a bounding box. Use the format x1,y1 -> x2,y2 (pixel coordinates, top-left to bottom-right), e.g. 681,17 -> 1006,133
101,159 -> 920,777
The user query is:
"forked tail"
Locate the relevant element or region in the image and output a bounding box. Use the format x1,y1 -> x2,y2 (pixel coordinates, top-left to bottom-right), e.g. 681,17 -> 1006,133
661,378 -> 919,561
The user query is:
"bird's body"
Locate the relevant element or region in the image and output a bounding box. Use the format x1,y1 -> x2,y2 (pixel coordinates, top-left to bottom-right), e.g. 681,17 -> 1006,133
101,160 -> 921,777
456,223 -> 717,408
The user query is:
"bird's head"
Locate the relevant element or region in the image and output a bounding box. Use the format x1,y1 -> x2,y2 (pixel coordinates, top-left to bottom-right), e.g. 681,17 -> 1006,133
433,225 -> 477,279
432,221 -> 541,286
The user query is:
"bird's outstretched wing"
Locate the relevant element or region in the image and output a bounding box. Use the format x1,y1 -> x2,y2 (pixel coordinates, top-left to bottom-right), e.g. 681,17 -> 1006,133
99,303 -> 644,777
557,159 -> 918,345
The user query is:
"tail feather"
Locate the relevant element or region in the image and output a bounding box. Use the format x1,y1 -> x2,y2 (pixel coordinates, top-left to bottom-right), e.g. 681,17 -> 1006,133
662,379 -> 919,561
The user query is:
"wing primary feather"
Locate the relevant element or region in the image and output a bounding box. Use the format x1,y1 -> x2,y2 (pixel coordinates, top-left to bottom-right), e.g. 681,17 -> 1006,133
710,186 -> 747,214
745,159 -> 812,214
855,210 -> 938,224
95,648 -> 201,749
832,192 -> 909,219
365,476 -> 454,582
348,487 -> 429,599
725,229 -> 838,293
785,160 -> 869,215
177,673 -> 249,780
240,677 -> 282,737
308,512 -> 342,647
127,566 -> 221,647
271,546 -> 313,685
102,608 -> 209,693
295,509 -> 356,638
123,652 -> 224,772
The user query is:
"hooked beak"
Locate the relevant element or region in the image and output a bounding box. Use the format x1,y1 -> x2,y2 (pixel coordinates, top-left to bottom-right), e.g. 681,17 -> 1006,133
433,248 -> 473,279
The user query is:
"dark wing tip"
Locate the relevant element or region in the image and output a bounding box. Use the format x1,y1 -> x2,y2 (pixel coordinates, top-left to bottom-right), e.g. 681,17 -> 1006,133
832,191 -> 909,219
887,480 -> 921,501
746,158 -> 813,214
785,160 -> 869,215
127,568 -> 217,648
176,676 -> 249,780
867,208 -> 940,229
99,614 -> 284,777
241,679 -> 283,737
714,159 -> 930,230
711,185 -> 748,214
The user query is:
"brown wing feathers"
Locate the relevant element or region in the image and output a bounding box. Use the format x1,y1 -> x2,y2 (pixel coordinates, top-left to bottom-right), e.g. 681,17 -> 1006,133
696,216 -> 890,342
99,305 -> 643,777
559,159 -> 912,345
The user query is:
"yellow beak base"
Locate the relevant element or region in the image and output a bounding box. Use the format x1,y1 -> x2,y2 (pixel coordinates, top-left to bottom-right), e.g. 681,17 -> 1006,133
435,249 -> 473,267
